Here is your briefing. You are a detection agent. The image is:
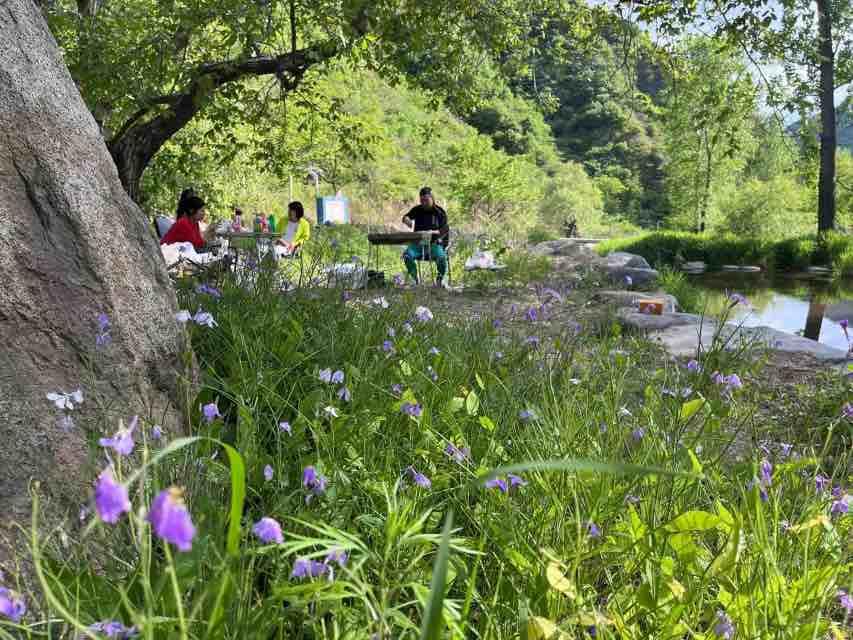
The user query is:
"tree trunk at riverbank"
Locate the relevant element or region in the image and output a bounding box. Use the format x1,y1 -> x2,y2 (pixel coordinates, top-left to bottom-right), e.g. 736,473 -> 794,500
815,0 -> 836,233
0,0 -> 185,566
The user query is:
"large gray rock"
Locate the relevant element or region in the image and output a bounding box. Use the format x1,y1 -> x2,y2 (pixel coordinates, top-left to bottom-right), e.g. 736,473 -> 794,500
617,309 -> 704,331
649,323 -> 849,363
532,239 -> 598,259
603,252 -> 658,286
0,0 -> 185,564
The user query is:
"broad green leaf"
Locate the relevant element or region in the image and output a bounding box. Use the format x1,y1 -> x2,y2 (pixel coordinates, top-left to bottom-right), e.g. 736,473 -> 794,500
679,398 -> 705,422
419,511 -> 453,640
709,518 -> 742,576
479,416 -> 496,432
667,578 -> 686,601
465,390 -> 480,416
528,617 -> 563,640
220,443 -> 247,557
447,397 -> 465,413
401,360 -> 412,377
665,511 -> 721,532
545,562 -> 576,598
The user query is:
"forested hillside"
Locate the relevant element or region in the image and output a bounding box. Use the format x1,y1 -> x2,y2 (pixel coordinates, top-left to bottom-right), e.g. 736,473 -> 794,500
46,2 -> 853,239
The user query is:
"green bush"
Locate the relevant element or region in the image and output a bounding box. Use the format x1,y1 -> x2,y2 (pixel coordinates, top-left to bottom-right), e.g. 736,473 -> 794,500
599,230 -> 853,273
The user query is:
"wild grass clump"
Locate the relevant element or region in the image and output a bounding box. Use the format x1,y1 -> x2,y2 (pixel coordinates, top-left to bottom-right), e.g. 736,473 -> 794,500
3,270 -> 851,639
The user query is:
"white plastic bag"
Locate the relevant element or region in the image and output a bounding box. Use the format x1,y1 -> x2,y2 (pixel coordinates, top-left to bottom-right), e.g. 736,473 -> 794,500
464,250 -> 497,270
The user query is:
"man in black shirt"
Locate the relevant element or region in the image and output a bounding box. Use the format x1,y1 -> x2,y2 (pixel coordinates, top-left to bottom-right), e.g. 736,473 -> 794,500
401,187 -> 449,285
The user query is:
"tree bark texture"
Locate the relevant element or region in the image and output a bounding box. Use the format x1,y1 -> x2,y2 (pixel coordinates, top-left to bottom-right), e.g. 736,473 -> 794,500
816,0 -> 836,233
0,0 -> 185,564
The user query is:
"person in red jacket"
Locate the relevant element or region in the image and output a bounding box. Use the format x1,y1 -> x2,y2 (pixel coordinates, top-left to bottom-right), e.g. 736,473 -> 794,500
160,195 -> 208,250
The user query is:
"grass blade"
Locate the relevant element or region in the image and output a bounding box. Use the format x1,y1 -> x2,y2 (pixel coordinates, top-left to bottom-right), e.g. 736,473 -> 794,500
419,510 -> 454,640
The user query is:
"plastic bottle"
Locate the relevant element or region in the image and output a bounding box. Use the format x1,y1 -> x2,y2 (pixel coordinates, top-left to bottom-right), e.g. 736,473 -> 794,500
267,214 -> 276,233
254,214 -> 262,233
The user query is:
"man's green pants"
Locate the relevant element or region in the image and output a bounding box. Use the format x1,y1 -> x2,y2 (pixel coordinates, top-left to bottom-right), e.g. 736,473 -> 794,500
403,243 -> 447,282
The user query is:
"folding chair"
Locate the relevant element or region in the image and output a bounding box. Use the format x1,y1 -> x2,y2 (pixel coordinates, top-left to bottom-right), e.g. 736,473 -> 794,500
154,215 -> 174,240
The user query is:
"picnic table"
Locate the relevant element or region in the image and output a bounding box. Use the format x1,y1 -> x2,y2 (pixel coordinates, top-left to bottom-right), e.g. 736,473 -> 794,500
216,230 -> 283,263
367,230 -> 438,285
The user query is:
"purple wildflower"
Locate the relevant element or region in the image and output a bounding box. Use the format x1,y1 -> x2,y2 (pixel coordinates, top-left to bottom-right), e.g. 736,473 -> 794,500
728,293 -> 748,307
713,611 -> 735,639
492,319 -> 503,329
325,549 -> 348,567
391,384 -> 403,396
263,465 -> 274,482
302,466 -> 327,502
0,588 -> 25,623
508,474 -> 527,488
724,374 -> 743,389
279,421 -> 292,435
541,287 -> 564,304
341,291 -> 352,302
192,310 -> 217,328
196,283 -> 222,299
519,409 -> 537,422
88,621 -> 138,638
151,425 -> 163,441
842,403 -> 853,420
393,273 -> 405,287
525,335 -> 540,348
414,306 -> 433,322
331,370 -> 345,384
587,521 -> 602,538
494,351 -> 504,360
445,443 -> 470,464
485,477 -> 508,493
175,310 -> 191,323
759,459 -> 773,486
838,590 -> 853,614
99,416 -> 137,456
747,478 -> 769,502
830,494 -> 849,515
402,322 -> 413,334
291,558 -> 328,580
427,366 -> 438,382
372,296 -> 390,309
815,474 -> 831,493
382,340 -> 395,354
202,402 -> 221,424
147,488 -> 196,552
779,442 -> 793,458
387,327 -> 396,338
526,307 -> 538,322
407,466 -> 432,489
94,468 -> 130,524
840,318 -> 849,339
686,359 -> 701,372
401,402 -> 422,417
97,313 -> 110,332
336,386 -> 351,402
323,406 -> 339,419
252,517 -> 284,544
46,388 -> 83,411
428,347 -> 440,356
319,368 -> 333,383
631,427 -> 645,442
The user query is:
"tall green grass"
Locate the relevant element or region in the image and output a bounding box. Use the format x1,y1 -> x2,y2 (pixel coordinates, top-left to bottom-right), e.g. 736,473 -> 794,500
4,268 -> 851,639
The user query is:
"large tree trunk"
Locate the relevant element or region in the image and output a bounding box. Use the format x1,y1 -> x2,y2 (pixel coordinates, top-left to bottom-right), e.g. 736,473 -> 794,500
816,0 -> 836,234
0,0 -> 185,564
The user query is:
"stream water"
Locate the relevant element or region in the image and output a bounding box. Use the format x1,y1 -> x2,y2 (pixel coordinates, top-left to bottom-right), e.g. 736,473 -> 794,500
688,273 -> 853,352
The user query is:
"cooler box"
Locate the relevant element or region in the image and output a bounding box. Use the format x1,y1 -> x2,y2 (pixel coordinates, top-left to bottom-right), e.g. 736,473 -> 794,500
316,196 -> 350,225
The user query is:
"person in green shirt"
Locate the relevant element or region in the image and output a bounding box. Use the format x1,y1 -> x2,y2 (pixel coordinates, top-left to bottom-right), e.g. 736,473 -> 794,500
401,187 -> 449,286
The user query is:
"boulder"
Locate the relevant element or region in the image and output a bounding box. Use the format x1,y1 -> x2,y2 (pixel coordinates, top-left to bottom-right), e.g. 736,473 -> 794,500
531,238 -> 599,259
616,309 -> 704,332
602,252 -> 659,286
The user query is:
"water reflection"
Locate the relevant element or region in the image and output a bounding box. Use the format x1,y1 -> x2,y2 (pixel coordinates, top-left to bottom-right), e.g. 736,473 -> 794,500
690,274 -> 853,352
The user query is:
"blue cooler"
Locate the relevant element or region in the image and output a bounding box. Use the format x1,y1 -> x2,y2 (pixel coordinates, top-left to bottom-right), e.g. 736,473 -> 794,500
316,196 -> 350,225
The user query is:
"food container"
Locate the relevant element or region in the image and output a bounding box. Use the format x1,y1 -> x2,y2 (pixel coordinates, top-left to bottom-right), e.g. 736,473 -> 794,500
638,299 -> 664,315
